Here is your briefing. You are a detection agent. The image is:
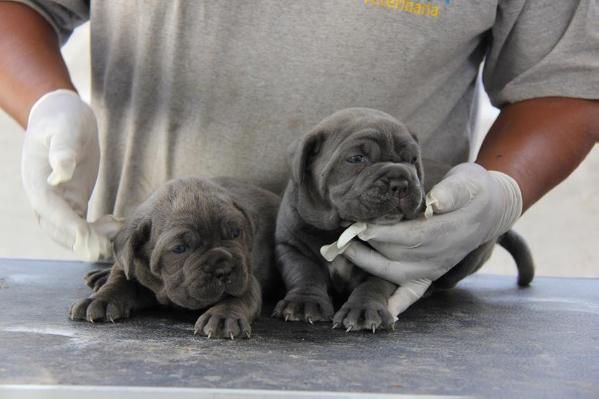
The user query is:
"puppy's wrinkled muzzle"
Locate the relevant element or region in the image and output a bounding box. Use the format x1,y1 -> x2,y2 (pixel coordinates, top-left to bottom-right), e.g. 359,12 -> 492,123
388,177 -> 409,197
378,164 -> 413,194
372,175 -> 410,198
347,166 -> 423,224
203,247 -> 235,283
194,246 -> 248,297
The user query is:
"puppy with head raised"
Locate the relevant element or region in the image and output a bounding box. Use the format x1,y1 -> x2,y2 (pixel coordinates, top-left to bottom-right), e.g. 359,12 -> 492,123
69,177 -> 280,339
273,108 -> 533,331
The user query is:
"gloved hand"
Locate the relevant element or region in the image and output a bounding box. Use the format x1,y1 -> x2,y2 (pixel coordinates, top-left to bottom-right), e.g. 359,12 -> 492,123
21,89 -> 121,262
340,162 -> 523,316
320,223 -> 433,321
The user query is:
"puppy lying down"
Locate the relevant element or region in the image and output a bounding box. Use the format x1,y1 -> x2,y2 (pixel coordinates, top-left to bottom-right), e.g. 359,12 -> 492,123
69,177 -> 281,339
273,108 -> 534,332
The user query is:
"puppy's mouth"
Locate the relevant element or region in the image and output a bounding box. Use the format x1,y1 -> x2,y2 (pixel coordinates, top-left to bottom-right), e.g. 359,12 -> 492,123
363,213 -> 405,225
340,213 -> 404,227
166,276 -> 248,310
338,188 -> 423,227
188,270 -> 248,298
162,258 -> 249,310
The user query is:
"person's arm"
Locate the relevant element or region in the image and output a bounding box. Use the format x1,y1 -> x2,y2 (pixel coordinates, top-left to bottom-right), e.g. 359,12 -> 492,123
0,2 -> 119,261
476,97 -> 599,212
0,1 -> 75,127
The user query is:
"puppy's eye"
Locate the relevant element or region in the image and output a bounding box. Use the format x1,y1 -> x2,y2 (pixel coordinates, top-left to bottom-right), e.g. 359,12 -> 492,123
172,244 -> 189,254
231,228 -> 241,239
411,156 -> 418,164
346,154 -> 368,164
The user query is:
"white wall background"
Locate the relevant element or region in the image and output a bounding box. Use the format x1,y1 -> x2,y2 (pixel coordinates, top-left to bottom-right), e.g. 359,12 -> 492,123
1,23 -> 597,277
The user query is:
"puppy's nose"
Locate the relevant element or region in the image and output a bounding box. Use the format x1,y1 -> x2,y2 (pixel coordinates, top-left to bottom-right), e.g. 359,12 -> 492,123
204,249 -> 234,282
388,178 -> 409,196
214,263 -> 233,281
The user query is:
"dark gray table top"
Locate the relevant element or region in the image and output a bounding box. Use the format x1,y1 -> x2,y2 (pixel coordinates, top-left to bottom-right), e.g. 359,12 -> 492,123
0,258 -> 597,398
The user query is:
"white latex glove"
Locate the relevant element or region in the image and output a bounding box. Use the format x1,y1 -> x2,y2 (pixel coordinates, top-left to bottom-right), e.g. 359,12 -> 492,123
21,89 -> 121,262
321,223 -> 432,321
339,162 -> 523,317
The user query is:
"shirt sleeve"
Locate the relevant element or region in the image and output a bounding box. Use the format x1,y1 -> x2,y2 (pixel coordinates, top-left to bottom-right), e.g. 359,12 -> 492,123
483,0 -> 599,108
8,0 -> 90,46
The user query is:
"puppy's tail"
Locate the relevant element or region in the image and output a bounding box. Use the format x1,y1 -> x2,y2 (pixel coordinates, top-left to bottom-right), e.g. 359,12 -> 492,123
498,230 -> 535,287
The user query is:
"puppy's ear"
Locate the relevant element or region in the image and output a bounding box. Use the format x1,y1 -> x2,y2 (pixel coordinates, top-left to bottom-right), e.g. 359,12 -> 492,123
288,130 -> 326,184
113,214 -> 152,280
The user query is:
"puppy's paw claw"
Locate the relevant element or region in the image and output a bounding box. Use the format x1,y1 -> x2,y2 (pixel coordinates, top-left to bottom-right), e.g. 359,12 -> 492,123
333,299 -> 395,333
195,306 -> 253,340
272,290 -> 333,324
68,296 -> 134,324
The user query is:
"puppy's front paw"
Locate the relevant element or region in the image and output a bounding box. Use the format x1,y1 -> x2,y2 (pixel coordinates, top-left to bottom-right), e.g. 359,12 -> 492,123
194,305 -> 252,340
68,297 -> 133,323
333,299 -> 395,333
272,288 -> 334,323
84,269 -> 110,292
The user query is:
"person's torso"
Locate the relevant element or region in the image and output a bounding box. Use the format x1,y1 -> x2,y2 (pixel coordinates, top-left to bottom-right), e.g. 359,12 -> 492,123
89,0 -> 497,219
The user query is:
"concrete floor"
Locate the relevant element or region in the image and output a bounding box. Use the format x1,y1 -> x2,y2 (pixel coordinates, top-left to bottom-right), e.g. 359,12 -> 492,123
1,24 -> 597,277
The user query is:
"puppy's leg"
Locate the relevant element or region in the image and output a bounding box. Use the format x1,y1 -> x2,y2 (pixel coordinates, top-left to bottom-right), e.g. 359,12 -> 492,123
271,243 -> 334,323
69,267 -> 157,323
333,276 -> 397,332
194,275 -> 262,339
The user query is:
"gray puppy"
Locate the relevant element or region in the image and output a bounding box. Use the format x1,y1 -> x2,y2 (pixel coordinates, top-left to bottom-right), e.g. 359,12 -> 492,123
272,108 -> 533,332
69,177 -> 280,339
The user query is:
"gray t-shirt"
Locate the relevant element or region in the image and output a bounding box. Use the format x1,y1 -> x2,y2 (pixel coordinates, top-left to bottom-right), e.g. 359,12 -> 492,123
15,0 -> 599,220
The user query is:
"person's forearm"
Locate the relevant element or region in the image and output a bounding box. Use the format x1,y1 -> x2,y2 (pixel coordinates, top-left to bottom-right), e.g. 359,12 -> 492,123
0,2 -> 75,128
476,97 -> 599,212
